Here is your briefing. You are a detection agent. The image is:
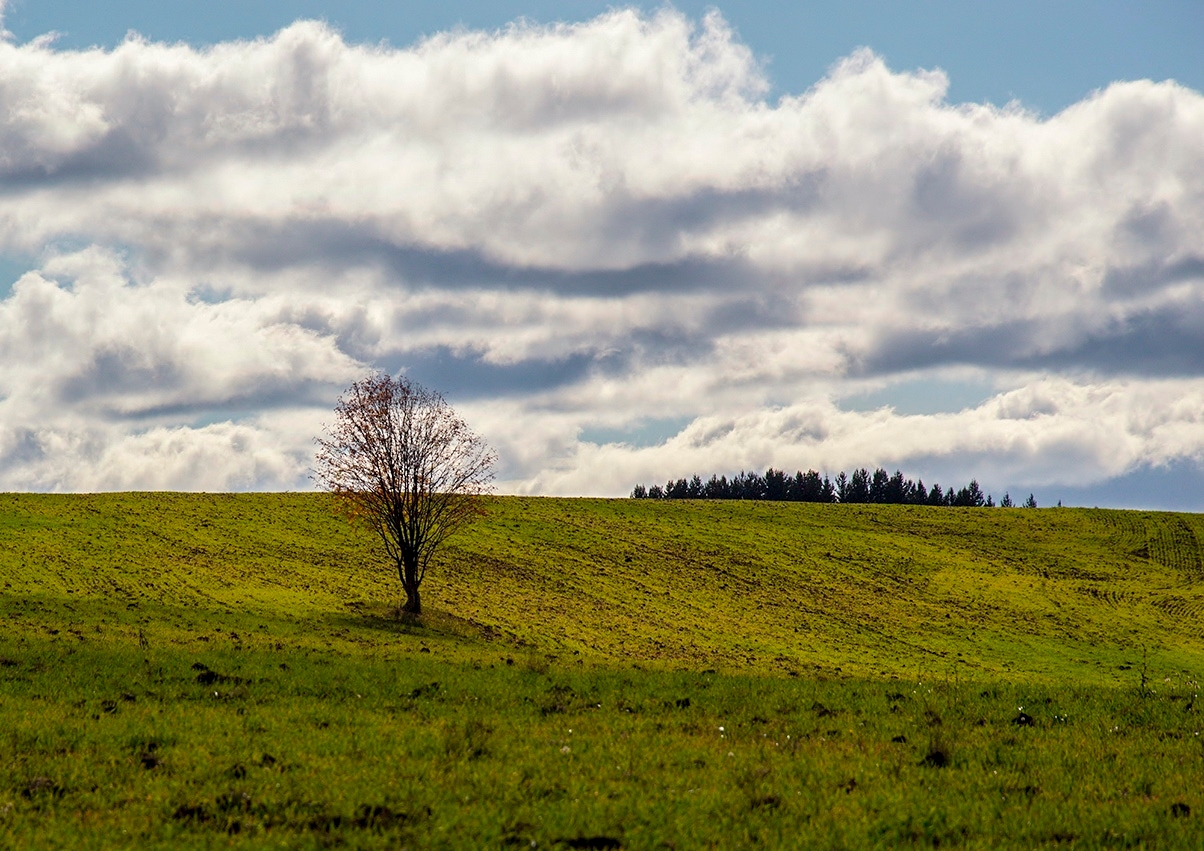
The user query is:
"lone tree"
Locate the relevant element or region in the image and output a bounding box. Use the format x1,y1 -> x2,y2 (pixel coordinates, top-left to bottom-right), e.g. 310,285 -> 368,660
314,373 -> 496,615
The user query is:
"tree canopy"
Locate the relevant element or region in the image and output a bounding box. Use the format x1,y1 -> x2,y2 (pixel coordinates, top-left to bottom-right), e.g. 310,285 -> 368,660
314,373 -> 496,614
632,467 -> 1034,508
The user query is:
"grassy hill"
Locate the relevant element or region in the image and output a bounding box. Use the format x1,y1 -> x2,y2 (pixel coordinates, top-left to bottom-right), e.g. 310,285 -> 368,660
1,494 -> 1202,848
2,493 -> 1202,683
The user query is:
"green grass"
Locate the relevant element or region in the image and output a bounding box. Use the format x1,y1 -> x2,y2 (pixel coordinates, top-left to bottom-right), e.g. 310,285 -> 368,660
1,494 -> 1202,848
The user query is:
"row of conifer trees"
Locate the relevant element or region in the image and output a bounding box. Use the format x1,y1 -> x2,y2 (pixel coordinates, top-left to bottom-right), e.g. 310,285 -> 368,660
631,467 -> 1037,508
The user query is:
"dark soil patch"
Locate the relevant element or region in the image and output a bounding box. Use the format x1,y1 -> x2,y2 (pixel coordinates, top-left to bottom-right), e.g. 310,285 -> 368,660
192,662 -> 245,686
172,803 -> 210,824
750,794 -> 781,810
140,748 -> 162,770
22,777 -> 64,800
408,681 -> 441,699
922,748 -> 950,768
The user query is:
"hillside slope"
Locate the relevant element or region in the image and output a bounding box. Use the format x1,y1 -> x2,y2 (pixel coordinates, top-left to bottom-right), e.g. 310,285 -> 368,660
1,493 -> 1201,684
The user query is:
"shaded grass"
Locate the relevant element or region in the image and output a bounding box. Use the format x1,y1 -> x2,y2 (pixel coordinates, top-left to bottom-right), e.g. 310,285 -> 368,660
1,637 -> 1201,849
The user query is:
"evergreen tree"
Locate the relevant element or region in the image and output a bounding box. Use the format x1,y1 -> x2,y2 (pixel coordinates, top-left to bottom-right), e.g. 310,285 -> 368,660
846,468 -> 871,503
734,470 -> 766,500
631,468 -> 1003,510
797,470 -> 826,502
765,467 -> 787,501
885,470 -> 908,504
870,468 -> 890,503
835,471 -> 850,503
952,479 -> 985,507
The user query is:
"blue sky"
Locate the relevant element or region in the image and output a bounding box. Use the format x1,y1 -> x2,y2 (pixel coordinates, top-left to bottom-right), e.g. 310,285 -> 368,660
1,1 -> 1203,507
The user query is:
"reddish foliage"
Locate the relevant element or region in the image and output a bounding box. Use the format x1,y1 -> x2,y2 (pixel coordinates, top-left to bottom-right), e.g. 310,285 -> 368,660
314,373 -> 496,613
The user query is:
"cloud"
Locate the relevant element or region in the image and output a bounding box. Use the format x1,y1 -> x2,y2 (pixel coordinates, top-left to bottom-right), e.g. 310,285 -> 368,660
0,10 -> 1202,503
1,417 -> 314,492
514,376 -> 1204,497
0,246 -> 359,490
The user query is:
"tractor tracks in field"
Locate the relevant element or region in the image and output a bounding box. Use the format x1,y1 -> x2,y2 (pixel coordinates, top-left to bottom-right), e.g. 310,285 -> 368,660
1146,516 -> 1204,580
1075,512 -> 1204,631
1149,592 -> 1204,623
1097,510 -> 1204,581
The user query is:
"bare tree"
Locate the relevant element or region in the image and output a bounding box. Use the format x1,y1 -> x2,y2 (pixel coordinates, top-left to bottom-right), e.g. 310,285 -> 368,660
314,373 -> 496,615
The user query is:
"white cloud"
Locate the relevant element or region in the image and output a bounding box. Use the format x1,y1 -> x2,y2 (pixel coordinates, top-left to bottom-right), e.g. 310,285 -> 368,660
514,376 -> 1204,497
0,247 -> 358,413
0,10 -> 1203,502
0,246 -> 359,490
1,417 -> 314,492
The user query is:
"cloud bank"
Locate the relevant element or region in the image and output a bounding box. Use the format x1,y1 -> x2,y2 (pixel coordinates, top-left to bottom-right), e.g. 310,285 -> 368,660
1,10 -> 1203,502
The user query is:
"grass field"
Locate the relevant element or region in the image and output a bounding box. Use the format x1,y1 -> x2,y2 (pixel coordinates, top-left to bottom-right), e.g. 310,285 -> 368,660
1,494 -> 1202,847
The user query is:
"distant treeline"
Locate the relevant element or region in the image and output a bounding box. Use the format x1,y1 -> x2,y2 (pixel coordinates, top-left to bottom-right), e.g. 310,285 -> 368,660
631,467 -> 1037,508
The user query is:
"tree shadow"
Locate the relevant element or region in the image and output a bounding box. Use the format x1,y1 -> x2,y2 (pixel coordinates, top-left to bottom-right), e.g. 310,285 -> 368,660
320,605 -> 507,645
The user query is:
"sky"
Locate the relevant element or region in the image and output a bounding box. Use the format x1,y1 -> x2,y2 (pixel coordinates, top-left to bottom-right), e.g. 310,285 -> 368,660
1,2 -> 1203,508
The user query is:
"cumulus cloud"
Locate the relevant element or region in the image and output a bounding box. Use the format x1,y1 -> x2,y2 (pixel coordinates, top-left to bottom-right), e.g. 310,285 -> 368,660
0,246 -> 359,489
0,9 -> 1202,501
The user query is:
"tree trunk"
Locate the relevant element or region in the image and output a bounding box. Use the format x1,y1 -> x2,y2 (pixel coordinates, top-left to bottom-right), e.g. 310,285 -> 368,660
399,553 -> 422,615
402,582 -> 421,614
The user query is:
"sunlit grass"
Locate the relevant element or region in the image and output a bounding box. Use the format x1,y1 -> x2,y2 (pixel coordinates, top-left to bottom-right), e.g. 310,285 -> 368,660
1,493 -> 1202,847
